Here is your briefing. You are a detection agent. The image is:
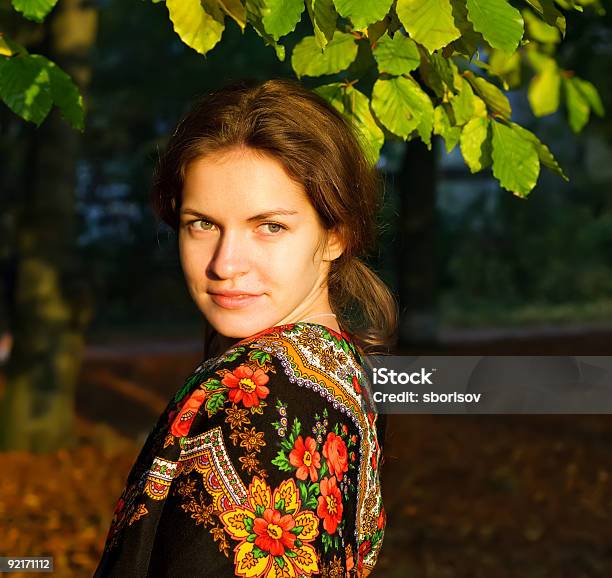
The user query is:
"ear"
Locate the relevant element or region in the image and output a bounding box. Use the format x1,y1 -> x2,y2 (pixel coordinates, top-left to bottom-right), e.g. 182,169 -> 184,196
322,226 -> 345,262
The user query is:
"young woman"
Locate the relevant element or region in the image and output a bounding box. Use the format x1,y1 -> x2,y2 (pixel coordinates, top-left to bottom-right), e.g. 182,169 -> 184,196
95,79 -> 398,578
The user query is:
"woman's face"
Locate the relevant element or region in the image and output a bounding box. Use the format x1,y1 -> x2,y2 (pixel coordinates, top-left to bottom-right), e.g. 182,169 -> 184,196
178,146 -> 344,338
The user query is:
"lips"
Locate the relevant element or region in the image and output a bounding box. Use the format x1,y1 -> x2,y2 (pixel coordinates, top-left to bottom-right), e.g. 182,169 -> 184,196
209,292 -> 263,310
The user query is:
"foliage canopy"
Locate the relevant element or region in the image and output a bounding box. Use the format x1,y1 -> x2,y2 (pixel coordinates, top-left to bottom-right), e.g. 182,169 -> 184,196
0,0 -> 606,196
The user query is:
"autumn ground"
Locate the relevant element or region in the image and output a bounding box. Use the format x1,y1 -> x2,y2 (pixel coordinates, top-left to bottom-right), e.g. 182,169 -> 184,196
1,325 -> 612,578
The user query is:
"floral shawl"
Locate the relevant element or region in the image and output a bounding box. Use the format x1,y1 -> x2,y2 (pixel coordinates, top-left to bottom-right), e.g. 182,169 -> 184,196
94,322 -> 385,577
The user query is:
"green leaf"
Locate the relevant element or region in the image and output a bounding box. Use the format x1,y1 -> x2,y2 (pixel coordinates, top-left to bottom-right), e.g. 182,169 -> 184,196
418,50 -> 457,98
46,58 -> 85,130
217,0 -> 247,31
573,77 -> 604,118
447,0 -> 481,59
371,76 -> 434,148
367,18 -> 389,44
488,49 -> 522,89
255,0 -> 305,41
509,121 -> 568,181
291,417 -> 301,440
460,116 -> 492,172
223,346 -> 246,362
271,451 -> 293,471
464,70 -> 511,120
564,76 -> 590,133
433,105 -> 461,153
11,0 -> 58,23
396,0 -> 461,53
306,0 -> 338,49
523,0 -> 566,36
314,83 -> 385,164
491,121 -> 540,197
202,378 -> 224,391
465,0 -> 524,54
332,0 -> 394,29
451,77 -> 476,126
372,33 -> 420,76
0,54 -> 52,126
205,391 -> 226,416
523,8 -> 561,43
250,350 -> 271,367
291,32 -> 358,77
246,0 -> 286,60
167,0 -> 225,56
0,35 -> 26,57
527,59 -> 561,117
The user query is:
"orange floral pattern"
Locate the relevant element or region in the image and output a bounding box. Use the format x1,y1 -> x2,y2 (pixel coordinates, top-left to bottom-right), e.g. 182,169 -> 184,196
220,477 -> 320,578
223,364 -> 271,408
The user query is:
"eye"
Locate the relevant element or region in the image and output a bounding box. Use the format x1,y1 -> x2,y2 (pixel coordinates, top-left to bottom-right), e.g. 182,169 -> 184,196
189,219 -> 215,231
260,222 -> 286,234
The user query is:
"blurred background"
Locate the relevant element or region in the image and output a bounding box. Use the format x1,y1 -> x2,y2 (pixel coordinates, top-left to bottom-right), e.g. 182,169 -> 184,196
1,0 -> 612,576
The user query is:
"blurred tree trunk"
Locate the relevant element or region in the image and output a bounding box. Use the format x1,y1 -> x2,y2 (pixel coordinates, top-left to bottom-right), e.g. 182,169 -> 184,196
396,139 -> 439,345
0,0 -> 97,451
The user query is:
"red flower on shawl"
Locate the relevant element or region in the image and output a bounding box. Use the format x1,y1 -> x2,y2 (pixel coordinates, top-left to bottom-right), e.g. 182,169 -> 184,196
253,508 -> 296,556
317,476 -> 343,535
222,364 -> 270,408
323,431 -> 348,481
289,435 -> 321,482
170,389 -> 207,437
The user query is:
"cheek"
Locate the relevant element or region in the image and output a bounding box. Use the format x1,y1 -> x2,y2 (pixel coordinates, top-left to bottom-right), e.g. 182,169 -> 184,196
179,238 -> 213,278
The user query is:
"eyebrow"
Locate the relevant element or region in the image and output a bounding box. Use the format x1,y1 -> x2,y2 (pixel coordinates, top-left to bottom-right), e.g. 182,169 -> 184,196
180,208 -> 299,222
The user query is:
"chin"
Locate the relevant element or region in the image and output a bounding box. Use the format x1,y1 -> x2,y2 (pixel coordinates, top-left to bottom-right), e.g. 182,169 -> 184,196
205,310 -> 275,339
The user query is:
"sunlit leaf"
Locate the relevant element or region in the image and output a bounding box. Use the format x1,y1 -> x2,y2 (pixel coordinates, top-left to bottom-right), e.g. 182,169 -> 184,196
255,0 -> 305,41
371,76 -> 434,147
451,77 -> 476,126
372,33 -> 420,76
306,0 -> 338,49
434,105 -> 461,153
563,76 -> 590,133
528,59 -> 561,116
291,32 -> 358,78
167,0 -> 225,56
523,0 -> 566,36
464,70 -> 511,120
491,121 -> 540,196
510,121 -> 568,180
573,77 -> 604,117
460,116 -> 492,172
465,0 -> 524,54
11,0 -> 59,23
315,83 -> 384,163
332,0 -> 394,30
523,8 -> 561,43
396,0 -> 461,53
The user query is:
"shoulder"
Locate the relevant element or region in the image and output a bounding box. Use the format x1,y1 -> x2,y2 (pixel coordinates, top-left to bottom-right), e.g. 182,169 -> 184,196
229,322 -> 369,422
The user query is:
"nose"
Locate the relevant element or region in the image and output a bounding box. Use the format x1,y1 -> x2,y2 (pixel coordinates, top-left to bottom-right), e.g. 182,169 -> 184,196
207,230 -> 249,280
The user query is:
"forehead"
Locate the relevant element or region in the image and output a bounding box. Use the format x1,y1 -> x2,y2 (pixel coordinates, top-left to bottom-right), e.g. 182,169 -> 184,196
181,147 -> 311,215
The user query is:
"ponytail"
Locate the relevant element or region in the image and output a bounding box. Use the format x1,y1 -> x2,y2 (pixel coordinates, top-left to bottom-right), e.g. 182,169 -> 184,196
329,256 -> 399,356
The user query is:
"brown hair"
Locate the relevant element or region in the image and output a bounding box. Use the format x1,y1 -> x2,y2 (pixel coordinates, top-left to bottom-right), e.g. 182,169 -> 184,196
151,78 -> 398,356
